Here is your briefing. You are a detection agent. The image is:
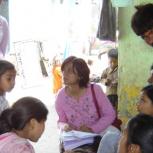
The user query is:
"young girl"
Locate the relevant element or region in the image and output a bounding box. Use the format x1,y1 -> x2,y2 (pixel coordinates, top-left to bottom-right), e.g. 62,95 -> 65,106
118,84 -> 153,153
97,84 -> 153,153
118,114 -> 153,153
0,96 -> 48,153
0,60 -> 16,114
137,84 -> 153,115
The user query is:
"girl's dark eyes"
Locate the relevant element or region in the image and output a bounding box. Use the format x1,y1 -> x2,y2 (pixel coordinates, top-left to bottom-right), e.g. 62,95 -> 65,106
7,78 -> 11,81
6,76 -> 15,81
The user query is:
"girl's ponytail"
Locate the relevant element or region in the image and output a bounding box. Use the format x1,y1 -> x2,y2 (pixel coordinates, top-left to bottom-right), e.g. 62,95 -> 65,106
0,108 -> 14,134
0,97 -> 48,134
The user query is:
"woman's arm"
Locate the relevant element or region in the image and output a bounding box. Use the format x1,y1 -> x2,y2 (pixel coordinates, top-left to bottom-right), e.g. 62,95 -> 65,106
55,95 -> 68,131
55,91 -> 74,131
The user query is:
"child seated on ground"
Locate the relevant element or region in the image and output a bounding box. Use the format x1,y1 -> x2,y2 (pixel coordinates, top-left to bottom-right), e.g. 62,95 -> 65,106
0,96 -> 48,153
118,114 -> 153,153
98,84 -> 153,153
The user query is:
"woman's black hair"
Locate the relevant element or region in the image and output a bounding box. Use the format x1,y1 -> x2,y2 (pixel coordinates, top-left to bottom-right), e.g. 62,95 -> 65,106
0,97 -> 48,134
61,56 -> 90,88
0,60 -> 16,76
131,3 -> 153,36
127,114 -> 153,153
141,84 -> 153,104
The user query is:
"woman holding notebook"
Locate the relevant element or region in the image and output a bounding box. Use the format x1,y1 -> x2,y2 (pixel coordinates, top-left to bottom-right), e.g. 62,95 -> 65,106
55,56 -> 115,152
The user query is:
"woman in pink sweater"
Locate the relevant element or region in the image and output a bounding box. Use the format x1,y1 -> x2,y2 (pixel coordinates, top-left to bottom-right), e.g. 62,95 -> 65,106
55,56 -> 115,134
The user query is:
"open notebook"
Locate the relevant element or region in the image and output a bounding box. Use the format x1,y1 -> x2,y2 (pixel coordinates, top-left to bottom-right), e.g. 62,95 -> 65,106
60,130 -> 99,150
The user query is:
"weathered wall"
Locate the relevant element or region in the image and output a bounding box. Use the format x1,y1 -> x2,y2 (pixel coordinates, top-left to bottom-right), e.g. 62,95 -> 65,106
118,0 -> 153,122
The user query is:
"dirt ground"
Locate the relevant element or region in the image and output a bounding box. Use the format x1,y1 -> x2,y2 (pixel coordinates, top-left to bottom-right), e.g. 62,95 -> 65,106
7,76 -> 60,153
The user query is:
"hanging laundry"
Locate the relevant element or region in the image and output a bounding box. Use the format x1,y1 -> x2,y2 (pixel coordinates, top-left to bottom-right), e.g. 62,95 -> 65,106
97,0 -> 116,42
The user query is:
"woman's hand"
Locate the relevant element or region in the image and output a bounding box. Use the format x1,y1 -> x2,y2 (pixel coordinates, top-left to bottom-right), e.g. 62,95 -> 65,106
79,125 -> 93,132
118,129 -> 128,153
63,124 -> 73,132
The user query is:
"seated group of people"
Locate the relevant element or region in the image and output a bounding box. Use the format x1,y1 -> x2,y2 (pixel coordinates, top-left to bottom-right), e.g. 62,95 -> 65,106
0,3 -> 153,153
55,54 -> 153,153
0,55 -> 153,153
56,3 -> 153,153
